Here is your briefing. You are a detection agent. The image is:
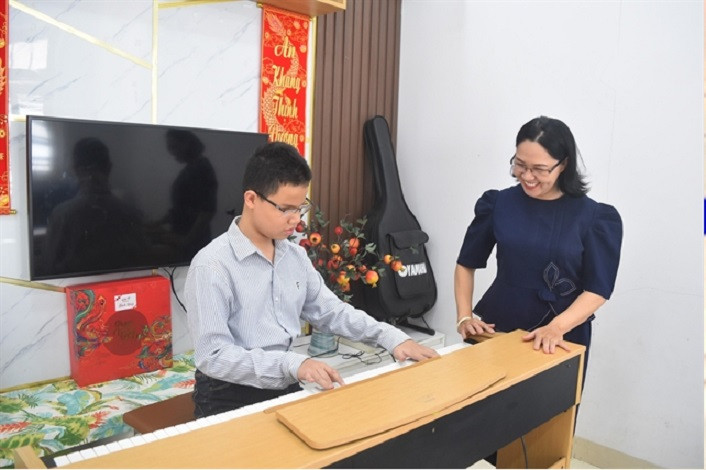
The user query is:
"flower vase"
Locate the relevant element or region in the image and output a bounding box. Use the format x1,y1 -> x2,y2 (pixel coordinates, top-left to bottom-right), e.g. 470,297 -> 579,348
307,328 -> 338,357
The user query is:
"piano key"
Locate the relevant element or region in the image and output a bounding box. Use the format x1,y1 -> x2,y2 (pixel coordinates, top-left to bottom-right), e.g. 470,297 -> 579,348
54,456 -> 71,467
174,423 -> 191,434
162,426 -> 180,437
64,451 -> 85,463
94,445 -> 111,456
129,435 -> 148,446
105,442 -> 122,453
116,438 -> 135,449
78,448 -> 98,460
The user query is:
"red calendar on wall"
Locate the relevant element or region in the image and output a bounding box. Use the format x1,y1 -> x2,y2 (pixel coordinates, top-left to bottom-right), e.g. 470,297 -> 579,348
65,275 -> 173,387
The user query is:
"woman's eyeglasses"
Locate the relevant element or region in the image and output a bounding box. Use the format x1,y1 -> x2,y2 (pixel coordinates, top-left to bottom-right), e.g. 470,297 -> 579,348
510,156 -> 564,177
255,191 -> 312,217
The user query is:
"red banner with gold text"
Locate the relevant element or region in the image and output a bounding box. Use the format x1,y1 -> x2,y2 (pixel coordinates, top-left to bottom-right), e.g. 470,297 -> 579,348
0,0 -> 9,214
259,5 -> 309,157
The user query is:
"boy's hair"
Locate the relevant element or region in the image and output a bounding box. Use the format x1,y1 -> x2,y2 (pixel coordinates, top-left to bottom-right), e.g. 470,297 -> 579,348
242,142 -> 312,196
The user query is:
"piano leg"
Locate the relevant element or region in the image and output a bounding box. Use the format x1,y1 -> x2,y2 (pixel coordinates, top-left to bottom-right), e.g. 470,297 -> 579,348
497,407 -> 576,469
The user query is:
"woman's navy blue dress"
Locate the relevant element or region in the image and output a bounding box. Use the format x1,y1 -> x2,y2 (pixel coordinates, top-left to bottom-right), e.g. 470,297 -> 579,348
457,185 -> 622,356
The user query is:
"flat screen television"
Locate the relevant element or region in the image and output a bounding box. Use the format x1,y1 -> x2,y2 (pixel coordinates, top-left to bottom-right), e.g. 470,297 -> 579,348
27,115 -> 269,281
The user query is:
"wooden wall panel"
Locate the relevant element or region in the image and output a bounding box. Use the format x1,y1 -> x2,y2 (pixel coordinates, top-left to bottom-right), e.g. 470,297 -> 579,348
311,0 -> 401,237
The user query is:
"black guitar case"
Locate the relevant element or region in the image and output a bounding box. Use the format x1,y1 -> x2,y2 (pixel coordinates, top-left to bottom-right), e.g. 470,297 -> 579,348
360,116 -> 437,332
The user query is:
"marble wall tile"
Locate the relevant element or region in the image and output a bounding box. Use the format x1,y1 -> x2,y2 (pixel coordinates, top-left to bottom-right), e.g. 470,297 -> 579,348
20,0 -> 153,62
157,1 -> 262,131
0,283 -> 70,388
10,5 -> 152,121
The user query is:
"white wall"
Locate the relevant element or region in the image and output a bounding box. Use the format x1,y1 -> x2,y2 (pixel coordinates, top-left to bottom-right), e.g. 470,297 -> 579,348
397,1 -> 703,468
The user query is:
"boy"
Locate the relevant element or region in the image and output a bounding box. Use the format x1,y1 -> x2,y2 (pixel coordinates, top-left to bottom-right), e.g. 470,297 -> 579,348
185,142 -> 438,418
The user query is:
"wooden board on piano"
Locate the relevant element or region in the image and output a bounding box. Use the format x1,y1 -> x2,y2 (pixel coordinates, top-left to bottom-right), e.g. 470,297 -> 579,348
60,330 -> 584,469
274,351 -> 506,449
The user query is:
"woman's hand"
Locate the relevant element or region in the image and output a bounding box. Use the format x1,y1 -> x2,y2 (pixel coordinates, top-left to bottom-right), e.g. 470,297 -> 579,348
522,323 -> 570,354
523,291 -> 606,353
457,316 -> 495,339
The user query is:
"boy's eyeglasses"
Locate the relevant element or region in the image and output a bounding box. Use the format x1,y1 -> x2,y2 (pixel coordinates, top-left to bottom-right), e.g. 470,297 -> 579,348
255,191 -> 312,217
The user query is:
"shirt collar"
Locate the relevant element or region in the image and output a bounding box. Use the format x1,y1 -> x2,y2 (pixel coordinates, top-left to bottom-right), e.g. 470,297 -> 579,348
228,216 -> 293,263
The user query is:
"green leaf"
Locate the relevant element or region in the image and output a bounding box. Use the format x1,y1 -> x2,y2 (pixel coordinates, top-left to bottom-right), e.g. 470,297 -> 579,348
0,432 -> 45,459
0,396 -> 27,413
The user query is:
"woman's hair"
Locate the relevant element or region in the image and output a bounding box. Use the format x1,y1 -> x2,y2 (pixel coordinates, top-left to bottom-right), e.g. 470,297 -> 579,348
242,142 -> 311,196
515,116 -> 589,197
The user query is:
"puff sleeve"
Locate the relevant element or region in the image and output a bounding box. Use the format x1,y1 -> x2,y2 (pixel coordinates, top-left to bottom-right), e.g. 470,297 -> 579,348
457,190 -> 498,269
582,203 -> 623,299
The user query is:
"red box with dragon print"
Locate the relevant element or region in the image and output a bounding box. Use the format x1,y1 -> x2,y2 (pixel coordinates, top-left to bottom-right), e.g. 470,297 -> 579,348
65,275 -> 173,387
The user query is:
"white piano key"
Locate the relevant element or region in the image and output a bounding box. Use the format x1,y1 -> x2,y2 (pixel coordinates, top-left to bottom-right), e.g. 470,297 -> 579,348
65,451 -> 85,463
163,426 -> 180,437
54,456 -> 71,467
203,415 -> 220,426
175,423 -> 191,434
142,432 -> 159,443
440,343 -> 468,354
129,435 -> 148,446
117,438 -> 135,449
153,429 -> 169,440
78,448 -> 98,460
218,409 -> 241,421
94,445 -> 111,456
235,408 -> 254,418
189,418 -> 209,429
184,421 -> 200,431
106,442 -> 122,453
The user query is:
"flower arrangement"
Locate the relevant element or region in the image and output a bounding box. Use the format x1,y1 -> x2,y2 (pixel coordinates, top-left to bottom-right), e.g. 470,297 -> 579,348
290,206 -> 403,303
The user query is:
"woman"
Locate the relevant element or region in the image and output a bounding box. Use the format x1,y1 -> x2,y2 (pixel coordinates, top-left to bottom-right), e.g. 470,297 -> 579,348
455,116 -> 622,378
